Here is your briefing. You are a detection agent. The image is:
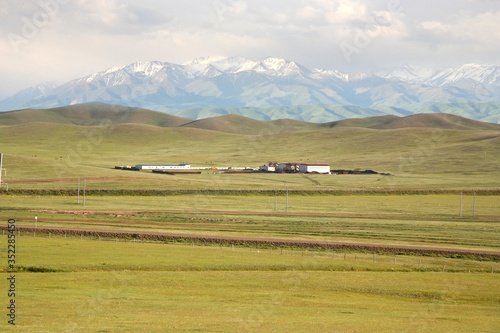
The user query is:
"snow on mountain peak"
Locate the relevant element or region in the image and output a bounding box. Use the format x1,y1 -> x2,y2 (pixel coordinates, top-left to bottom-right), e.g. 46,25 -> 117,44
182,56 -> 307,76
424,63 -> 500,86
311,69 -> 349,81
182,56 -> 229,66
125,61 -> 166,76
183,56 -> 252,76
261,57 -> 287,69
258,57 -> 306,76
378,65 -> 436,83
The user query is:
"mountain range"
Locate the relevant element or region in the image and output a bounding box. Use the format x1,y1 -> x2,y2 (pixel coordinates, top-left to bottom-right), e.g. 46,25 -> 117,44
1,56 -> 499,123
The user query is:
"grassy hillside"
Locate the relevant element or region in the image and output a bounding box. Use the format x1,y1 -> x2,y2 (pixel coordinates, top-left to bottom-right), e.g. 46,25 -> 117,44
324,113 -> 500,131
0,102 -> 192,127
180,114 -> 321,134
0,121 -> 499,190
370,113 -> 500,130
1,104 -> 498,333
4,103 -> 500,131
0,104 -> 499,190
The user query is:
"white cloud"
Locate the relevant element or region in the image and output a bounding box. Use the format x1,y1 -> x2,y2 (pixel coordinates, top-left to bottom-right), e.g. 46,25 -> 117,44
447,10 -> 500,42
324,0 -> 369,24
0,0 -> 499,100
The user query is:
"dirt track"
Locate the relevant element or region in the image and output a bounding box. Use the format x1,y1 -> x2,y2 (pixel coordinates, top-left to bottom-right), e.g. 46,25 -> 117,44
4,225 -> 499,259
7,177 -> 132,184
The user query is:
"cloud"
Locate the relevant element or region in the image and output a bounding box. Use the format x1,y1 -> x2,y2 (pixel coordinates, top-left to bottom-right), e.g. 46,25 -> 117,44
406,9 -> 500,66
420,10 -> 500,42
323,0 -> 369,25
0,0 -> 499,99
53,0 -> 171,35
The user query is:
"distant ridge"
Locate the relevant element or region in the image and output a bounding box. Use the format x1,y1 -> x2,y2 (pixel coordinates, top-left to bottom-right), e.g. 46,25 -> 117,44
325,113 -> 500,131
180,114 -> 320,134
0,103 -> 499,133
0,102 -> 191,127
368,113 -> 500,131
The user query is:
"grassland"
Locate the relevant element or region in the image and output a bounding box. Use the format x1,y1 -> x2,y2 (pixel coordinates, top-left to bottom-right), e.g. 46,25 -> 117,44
0,106 -> 499,190
1,236 -> 499,332
1,194 -> 499,253
0,106 -> 499,331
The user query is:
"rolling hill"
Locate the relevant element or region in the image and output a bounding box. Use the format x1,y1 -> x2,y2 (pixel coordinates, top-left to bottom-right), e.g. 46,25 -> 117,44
324,113 -> 500,131
1,103 -> 499,134
0,103 -> 191,127
0,103 -> 498,180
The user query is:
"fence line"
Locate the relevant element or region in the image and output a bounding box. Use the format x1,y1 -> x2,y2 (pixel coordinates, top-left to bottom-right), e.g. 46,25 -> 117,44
18,230 -> 499,273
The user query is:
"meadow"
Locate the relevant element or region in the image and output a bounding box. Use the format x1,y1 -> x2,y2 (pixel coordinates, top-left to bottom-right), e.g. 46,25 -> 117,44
0,107 -> 499,331
1,193 -> 499,252
2,236 -> 499,332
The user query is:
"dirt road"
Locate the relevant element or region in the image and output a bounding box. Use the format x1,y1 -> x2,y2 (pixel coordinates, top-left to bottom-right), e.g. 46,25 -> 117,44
4,225 -> 499,259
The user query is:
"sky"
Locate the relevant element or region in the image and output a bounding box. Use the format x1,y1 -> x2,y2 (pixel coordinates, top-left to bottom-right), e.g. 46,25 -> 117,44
1,0 -> 499,99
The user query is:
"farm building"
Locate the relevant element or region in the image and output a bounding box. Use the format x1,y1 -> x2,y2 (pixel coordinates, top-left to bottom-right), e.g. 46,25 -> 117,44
259,165 -> 276,172
299,164 -> 330,173
133,164 -> 191,171
277,163 -> 330,174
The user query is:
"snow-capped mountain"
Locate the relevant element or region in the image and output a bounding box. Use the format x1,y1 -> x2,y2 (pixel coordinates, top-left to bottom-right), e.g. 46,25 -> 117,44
182,56 -> 309,77
424,64 -> 500,87
1,57 -> 499,123
0,81 -> 58,111
378,65 -> 437,83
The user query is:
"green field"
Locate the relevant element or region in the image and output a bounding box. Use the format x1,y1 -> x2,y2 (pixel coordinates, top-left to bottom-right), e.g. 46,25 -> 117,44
1,236 -> 499,332
0,106 -> 499,331
1,194 -> 499,252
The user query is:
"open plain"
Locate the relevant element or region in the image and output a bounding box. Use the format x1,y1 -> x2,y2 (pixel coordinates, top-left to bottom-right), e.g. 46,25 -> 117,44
0,104 -> 499,332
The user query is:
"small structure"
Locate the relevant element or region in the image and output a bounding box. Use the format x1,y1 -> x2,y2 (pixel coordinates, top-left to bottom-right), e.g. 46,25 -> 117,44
0,153 -> 3,184
259,165 -> 276,172
133,164 -> 191,171
276,162 -> 330,174
298,163 -> 330,174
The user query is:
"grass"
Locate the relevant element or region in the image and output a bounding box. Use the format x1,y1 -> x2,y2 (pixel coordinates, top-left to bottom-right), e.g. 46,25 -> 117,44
0,121 -> 499,190
0,113 -> 499,331
1,194 -> 499,251
7,236 -> 500,273
1,236 -> 499,332
13,271 -> 499,332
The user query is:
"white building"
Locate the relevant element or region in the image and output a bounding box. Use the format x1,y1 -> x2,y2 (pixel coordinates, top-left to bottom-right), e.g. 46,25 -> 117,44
277,163 -> 330,174
133,164 -> 191,170
298,164 -> 330,174
259,165 -> 276,172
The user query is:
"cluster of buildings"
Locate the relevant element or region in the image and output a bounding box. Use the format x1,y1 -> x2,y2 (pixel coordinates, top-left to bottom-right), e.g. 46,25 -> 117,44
258,162 -> 330,174
129,164 -> 191,171
116,161 -> 331,174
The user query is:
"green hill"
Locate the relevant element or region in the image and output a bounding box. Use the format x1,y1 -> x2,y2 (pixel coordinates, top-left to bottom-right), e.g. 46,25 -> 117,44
180,114 -> 320,134
0,103 -> 499,190
0,102 -> 191,127
2,103 -> 499,133
324,113 -> 500,131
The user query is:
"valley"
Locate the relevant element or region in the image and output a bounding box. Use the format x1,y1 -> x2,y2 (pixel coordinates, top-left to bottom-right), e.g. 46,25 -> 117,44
0,104 -> 499,332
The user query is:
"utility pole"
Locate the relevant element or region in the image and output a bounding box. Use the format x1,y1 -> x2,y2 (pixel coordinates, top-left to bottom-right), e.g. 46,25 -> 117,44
83,179 -> 86,207
459,191 -> 463,217
274,185 -> 277,211
285,182 -> 289,212
0,153 -> 3,187
473,191 -> 476,218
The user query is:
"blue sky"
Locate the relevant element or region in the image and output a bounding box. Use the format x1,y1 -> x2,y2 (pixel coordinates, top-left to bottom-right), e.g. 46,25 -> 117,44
1,0 -> 499,99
